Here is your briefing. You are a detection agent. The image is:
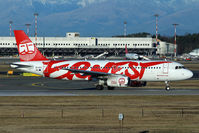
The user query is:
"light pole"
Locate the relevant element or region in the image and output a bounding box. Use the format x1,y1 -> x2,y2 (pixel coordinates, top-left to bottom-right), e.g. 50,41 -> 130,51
25,24 -> 31,36
124,21 -> 127,37
9,21 -> 13,37
173,23 -> 179,58
34,13 -> 39,44
154,14 -> 159,46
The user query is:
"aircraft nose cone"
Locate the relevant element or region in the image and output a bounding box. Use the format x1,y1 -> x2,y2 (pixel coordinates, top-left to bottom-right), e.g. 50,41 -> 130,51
188,70 -> 193,79
184,70 -> 193,79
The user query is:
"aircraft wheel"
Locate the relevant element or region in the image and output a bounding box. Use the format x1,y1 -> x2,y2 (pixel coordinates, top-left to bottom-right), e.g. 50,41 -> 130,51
107,86 -> 115,90
165,86 -> 170,91
96,85 -> 104,90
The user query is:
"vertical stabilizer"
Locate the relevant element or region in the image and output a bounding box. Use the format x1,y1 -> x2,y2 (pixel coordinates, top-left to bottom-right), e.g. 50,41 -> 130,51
125,44 -> 128,54
14,30 -> 48,61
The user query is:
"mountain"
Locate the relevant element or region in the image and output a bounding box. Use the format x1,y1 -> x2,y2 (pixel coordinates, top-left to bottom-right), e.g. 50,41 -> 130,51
0,0 -> 199,37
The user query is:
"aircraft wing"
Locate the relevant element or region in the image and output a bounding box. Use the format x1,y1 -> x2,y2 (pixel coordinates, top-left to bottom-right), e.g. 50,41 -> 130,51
63,68 -> 118,77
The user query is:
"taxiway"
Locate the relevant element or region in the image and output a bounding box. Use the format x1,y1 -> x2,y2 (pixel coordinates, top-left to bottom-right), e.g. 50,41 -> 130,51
0,77 -> 198,96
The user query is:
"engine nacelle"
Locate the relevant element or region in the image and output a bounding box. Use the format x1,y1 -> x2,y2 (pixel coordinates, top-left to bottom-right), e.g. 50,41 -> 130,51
107,75 -> 130,87
129,81 -> 147,87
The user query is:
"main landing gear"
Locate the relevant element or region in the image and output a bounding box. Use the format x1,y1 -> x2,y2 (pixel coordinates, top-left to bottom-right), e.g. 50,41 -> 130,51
95,79 -> 115,90
107,86 -> 115,90
96,85 -> 104,90
165,81 -> 170,91
95,85 -> 115,90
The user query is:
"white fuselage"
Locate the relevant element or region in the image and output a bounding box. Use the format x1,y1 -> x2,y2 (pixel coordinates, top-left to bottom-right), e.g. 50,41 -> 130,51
11,60 -> 193,82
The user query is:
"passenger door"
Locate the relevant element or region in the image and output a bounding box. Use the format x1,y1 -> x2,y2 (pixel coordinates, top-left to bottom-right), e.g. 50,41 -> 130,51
156,63 -> 169,81
163,63 -> 169,74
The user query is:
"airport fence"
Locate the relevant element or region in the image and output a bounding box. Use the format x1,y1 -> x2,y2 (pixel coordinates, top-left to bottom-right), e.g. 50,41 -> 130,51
0,105 -> 198,119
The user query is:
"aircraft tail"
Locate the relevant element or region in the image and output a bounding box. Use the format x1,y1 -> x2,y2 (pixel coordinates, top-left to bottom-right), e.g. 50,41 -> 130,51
14,30 -> 48,61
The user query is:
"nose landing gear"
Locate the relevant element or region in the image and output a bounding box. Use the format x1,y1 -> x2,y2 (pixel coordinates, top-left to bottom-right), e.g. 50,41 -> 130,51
165,81 -> 170,91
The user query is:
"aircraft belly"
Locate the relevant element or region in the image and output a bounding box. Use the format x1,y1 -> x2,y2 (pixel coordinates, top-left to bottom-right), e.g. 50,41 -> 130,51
141,72 -> 157,81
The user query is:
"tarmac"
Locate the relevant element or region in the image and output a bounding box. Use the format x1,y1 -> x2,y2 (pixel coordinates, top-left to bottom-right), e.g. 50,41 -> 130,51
0,77 -> 199,96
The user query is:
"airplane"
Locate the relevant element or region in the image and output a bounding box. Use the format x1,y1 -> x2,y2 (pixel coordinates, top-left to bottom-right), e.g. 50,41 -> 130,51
180,48 -> 199,60
189,48 -> 199,56
125,45 -> 150,60
10,30 -> 193,91
83,51 -> 108,59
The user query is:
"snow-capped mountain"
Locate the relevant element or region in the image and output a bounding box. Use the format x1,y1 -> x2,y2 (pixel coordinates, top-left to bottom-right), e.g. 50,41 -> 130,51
0,0 -> 199,36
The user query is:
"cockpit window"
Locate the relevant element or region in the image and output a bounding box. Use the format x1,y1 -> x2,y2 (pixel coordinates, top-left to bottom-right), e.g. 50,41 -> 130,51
175,66 -> 185,69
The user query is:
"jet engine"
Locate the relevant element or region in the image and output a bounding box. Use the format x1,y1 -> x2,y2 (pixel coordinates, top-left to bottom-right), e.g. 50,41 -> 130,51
107,75 -> 130,87
103,75 -> 147,88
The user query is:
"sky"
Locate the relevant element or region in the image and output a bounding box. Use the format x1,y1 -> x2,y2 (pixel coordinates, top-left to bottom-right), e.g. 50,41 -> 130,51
0,0 -> 199,37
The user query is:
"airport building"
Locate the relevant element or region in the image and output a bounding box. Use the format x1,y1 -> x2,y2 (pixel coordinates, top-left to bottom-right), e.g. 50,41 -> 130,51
156,40 -> 176,56
0,32 -> 175,57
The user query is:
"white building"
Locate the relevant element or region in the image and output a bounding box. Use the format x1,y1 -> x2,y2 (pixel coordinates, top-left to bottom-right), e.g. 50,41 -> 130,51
0,32 -> 175,56
156,39 -> 176,56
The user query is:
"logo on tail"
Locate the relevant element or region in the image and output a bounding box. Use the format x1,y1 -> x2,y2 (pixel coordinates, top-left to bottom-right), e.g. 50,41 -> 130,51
19,42 -> 37,61
19,43 -> 35,55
